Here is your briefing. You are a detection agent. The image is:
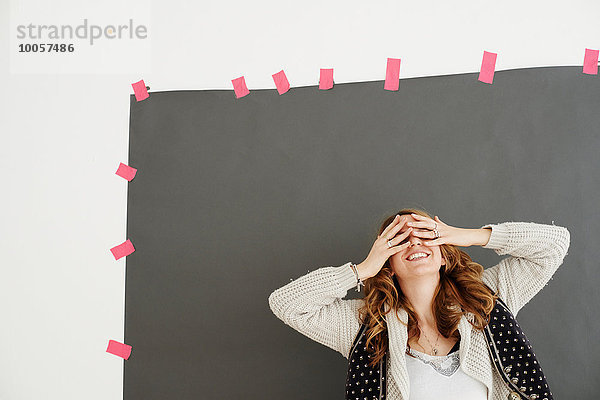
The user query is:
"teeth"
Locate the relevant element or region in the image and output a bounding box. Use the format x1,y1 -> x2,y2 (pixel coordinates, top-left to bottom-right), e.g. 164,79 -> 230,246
408,253 -> 429,261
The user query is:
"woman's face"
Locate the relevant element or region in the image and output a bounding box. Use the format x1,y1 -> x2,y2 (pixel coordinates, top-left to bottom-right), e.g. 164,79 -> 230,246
388,215 -> 446,281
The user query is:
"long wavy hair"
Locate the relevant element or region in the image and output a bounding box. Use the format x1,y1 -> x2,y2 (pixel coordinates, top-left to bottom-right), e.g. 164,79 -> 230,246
358,208 -> 498,368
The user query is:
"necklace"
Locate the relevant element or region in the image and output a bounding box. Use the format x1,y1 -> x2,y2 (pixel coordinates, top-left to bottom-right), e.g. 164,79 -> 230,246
418,324 -> 441,356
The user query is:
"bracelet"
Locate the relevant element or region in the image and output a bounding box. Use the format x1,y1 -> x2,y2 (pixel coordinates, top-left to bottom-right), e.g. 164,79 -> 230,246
349,263 -> 365,292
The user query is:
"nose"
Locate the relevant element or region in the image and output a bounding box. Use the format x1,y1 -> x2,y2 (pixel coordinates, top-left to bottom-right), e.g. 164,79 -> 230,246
407,232 -> 423,247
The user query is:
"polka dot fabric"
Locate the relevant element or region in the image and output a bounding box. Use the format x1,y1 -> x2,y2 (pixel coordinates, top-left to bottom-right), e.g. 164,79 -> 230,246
482,284 -> 554,400
345,322 -> 387,400
345,285 -> 554,400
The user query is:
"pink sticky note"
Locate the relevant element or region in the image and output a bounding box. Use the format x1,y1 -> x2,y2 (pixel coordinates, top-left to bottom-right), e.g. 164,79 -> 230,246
272,70 -> 290,95
384,58 -> 401,91
319,69 -> 334,90
115,162 -> 137,181
231,76 -> 250,98
478,51 -> 497,84
110,239 -> 135,260
131,80 -> 149,101
583,48 -> 599,75
106,340 -> 132,360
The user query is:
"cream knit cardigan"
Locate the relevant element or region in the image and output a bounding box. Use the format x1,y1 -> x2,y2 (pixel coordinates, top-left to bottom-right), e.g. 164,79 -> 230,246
268,222 -> 570,400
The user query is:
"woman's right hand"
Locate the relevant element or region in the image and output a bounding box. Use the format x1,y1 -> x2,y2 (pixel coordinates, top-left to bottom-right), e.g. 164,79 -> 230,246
356,215 -> 413,280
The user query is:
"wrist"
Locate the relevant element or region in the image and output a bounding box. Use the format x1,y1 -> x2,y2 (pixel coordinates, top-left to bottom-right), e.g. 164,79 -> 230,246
355,262 -> 374,281
472,227 -> 492,246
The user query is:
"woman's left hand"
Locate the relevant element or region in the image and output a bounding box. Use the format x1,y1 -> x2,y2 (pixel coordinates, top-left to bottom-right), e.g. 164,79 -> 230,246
407,213 -> 487,248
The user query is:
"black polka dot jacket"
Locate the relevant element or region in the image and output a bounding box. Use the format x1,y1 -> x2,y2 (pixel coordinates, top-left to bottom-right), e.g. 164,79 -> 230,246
268,222 -> 570,400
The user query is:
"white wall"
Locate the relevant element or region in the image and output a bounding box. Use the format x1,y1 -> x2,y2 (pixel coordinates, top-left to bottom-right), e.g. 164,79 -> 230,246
1,1 -> 598,399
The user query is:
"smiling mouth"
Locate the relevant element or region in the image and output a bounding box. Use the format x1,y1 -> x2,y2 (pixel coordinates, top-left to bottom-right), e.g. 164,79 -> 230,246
406,253 -> 430,261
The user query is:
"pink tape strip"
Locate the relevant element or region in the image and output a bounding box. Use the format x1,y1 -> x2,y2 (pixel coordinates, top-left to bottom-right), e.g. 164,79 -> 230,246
272,70 -> 290,95
231,76 -> 250,98
384,58 -> 401,91
319,69 -> 334,90
583,48 -> 599,75
478,51 -> 497,84
110,239 -> 135,260
106,340 -> 132,360
131,80 -> 149,101
115,162 -> 137,181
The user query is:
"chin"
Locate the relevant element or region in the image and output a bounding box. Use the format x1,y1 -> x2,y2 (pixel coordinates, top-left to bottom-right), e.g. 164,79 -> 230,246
408,262 -> 440,273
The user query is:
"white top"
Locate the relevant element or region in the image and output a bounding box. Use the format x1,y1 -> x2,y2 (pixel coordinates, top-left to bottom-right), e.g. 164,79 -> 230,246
406,347 -> 488,400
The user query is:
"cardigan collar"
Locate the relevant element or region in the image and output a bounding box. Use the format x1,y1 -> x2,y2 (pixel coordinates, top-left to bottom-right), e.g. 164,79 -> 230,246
384,303 -> 494,400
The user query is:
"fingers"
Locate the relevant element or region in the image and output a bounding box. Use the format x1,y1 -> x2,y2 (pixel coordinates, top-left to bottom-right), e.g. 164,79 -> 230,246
410,213 -> 436,225
379,215 -> 398,238
423,237 -> 445,246
412,213 -> 445,226
380,215 -> 405,239
410,228 -> 436,239
408,214 -> 439,231
387,216 -> 410,239
410,213 -> 431,221
406,220 -> 434,230
387,226 -> 413,248
389,239 -> 412,254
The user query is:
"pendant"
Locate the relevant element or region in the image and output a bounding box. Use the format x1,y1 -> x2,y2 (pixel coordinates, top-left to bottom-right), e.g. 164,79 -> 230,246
433,348 -> 438,355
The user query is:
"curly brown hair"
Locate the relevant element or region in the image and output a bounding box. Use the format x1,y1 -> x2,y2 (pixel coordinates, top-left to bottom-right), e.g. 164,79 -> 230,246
357,207 -> 498,368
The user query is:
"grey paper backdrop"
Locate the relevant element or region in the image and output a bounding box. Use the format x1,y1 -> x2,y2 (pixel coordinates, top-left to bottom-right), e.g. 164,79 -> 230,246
124,66 -> 598,399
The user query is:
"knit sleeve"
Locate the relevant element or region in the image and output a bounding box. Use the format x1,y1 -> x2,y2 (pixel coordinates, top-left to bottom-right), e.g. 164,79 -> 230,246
480,221 -> 571,317
268,262 -> 363,359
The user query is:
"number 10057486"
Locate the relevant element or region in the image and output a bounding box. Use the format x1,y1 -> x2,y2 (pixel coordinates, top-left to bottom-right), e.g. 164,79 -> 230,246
18,43 -> 75,52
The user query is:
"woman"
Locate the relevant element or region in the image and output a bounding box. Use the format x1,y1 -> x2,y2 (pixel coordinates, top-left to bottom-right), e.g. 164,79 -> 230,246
268,208 -> 570,400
